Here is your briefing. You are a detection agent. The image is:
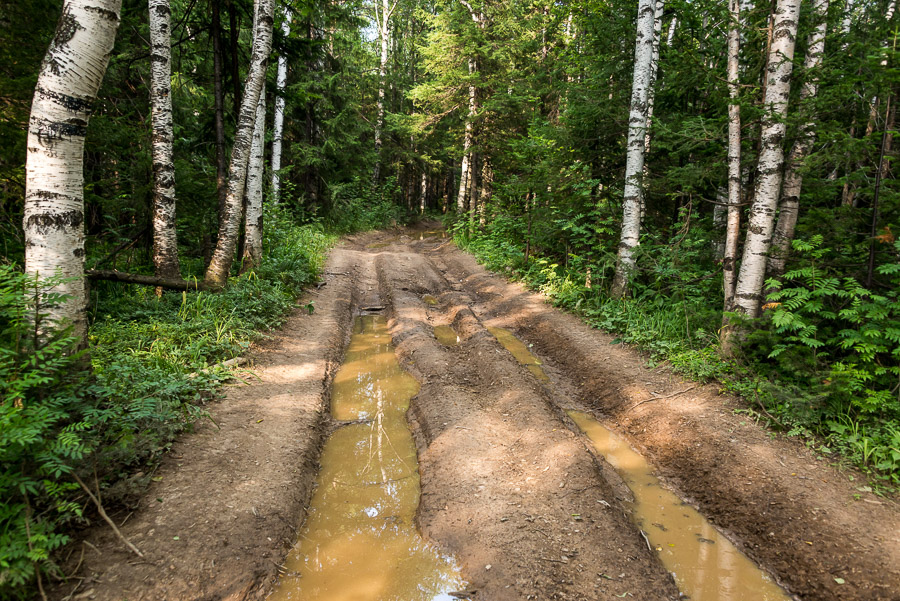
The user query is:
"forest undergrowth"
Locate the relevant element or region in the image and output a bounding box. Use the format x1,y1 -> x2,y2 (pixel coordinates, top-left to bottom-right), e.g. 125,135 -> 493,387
452,214 -> 900,494
0,203 -> 406,597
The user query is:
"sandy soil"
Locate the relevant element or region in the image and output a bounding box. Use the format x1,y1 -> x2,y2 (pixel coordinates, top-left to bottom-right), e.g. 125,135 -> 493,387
51,223 -> 900,601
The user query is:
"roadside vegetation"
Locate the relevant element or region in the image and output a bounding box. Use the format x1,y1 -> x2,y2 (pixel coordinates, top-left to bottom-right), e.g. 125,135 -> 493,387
454,216 -> 900,490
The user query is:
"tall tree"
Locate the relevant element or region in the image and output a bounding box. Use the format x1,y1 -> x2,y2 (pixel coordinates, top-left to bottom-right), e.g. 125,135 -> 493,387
766,0 -> 830,279
372,0 -> 398,184
211,0 -> 229,219
270,8 -> 291,203
243,62 -> 266,270
24,0 -> 122,345
731,0 -> 802,318
723,0 -> 743,315
610,0 -> 659,298
149,0 -> 181,280
205,0 -> 274,288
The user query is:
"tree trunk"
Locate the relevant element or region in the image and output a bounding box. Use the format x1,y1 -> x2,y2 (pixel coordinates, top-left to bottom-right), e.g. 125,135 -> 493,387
204,0 -> 274,288
610,0 -> 658,298
732,0 -> 802,318
149,0 -> 181,280
456,58 -> 477,214
372,0 -> 393,185
211,0 -> 228,223
242,63 -> 266,272
228,0 -> 241,118
766,0 -> 829,280
86,269 -> 204,290
722,0 -> 743,316
270,8 -> 290,203
24,0 -> 122,345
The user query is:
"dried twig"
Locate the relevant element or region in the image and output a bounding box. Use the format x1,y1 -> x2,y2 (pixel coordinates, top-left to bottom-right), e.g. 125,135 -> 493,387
72,472 -> 144,558
624,385 -> 698,413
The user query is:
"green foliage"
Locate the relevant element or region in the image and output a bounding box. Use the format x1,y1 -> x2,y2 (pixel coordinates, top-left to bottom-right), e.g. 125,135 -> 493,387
0,213 -> 332,597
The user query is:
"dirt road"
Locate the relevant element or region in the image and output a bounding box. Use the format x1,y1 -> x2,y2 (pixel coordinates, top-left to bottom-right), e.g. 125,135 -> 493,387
54,224 -> 900,601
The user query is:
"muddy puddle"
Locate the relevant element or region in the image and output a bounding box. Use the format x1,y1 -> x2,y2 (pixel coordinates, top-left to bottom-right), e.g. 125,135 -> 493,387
488,326 -> 550,383
433,325 -> 459,346
418,230 -> 448,240
268,315 -> 465,601
489,327 -> 791,601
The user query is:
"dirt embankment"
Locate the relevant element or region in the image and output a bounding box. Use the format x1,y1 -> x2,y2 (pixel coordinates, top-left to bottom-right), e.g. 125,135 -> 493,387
52,224 -> 900,601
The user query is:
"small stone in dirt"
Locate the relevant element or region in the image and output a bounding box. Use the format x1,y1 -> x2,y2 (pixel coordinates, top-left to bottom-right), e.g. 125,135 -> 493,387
485,564 -> 492,570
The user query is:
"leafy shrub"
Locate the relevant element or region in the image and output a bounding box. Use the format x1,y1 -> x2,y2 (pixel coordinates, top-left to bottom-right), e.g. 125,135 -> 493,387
1,212 -> 333,598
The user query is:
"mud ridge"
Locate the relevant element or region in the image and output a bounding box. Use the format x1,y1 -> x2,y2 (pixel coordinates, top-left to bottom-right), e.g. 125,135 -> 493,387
372,248 -> 680,600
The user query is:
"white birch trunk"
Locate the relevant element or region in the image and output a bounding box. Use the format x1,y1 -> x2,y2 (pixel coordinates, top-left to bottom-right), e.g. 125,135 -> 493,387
610,0 -> 657,298
767,0 -> 829,279
732,0 -> 802,317
243,75 -> 266,271
270,8 -> 290,203
456,58 -> 477,214
372,0 -> 392,184
723,0 -> 743,314
666,15 -> 677,46
420,171 -> 427,214
149,0 -> 180,280
25,0 -> 121,345
205,0 -> 274,288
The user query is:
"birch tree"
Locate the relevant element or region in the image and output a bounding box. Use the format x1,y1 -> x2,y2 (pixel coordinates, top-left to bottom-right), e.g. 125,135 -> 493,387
610,0 -> 658,298
149,0 -> 180,280
24,0 -> 122,344
205,0 -> 274,288
372,0 -> 399,184
723,0 -> 743,314
270,8 -> 291,203
767,0 -> 830,279
732,0 -> 802,317
242,70 -> 266,271
456,58 -> 477,213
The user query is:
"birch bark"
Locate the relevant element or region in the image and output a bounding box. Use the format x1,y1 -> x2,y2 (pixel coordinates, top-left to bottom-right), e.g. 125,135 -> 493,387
242,70 -> 266,271
723,0 -> 742,314
205,0 -> 274,288
610,0 -> 657,298
767,0 -> 829,279
24,0 -> 122,344
456,57 -> 477,214
372,0 -> 396,185
270,8 -> 290,203
732,0 -> 802,317
149,0 -> 181,280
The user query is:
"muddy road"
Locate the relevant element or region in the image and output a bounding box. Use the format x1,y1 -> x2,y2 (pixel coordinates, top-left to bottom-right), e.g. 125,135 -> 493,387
54,224 -> 900,601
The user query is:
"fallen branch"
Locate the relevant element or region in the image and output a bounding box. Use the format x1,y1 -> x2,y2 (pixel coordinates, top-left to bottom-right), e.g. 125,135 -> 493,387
86,269 -> 206,291
93,228 -> 148,268
71,472 -> 144,558
624,385 -> 698,413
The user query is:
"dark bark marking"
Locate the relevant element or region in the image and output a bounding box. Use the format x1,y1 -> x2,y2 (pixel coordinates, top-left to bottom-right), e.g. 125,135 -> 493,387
35,86 -> 94,114
26,209 -> 84,230
84,5 -> 120,21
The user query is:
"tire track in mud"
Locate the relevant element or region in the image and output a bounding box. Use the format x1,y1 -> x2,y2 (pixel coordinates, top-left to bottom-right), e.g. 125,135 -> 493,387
364,248 -> 680,601
419,231 -> 900,601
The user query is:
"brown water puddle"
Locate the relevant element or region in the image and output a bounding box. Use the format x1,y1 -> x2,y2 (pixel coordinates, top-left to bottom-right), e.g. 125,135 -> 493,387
488,327 -> 791,601
418,230 -> 448,240
268,315 -> 465,601
433,325 -> 459,346
488,326 -> 550,383
423,294 -> 439,306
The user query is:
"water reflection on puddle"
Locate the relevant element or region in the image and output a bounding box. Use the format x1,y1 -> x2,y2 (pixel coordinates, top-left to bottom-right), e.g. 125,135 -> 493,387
568,410 -> 791,601
267,315 -> 465,601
